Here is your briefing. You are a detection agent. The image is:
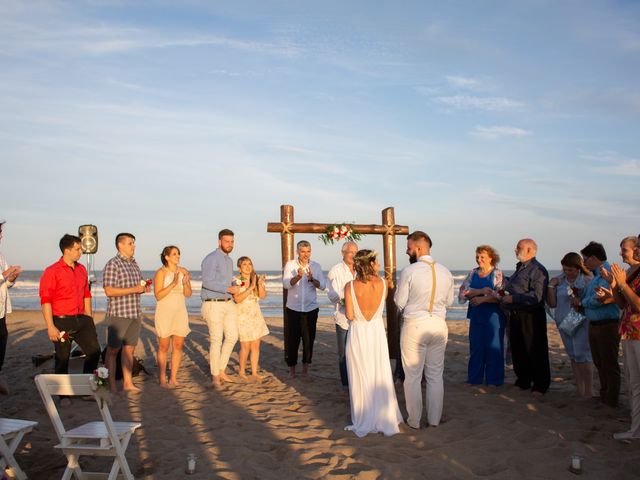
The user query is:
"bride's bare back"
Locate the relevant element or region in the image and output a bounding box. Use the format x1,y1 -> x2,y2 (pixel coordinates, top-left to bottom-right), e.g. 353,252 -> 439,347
345,276 -> 386,321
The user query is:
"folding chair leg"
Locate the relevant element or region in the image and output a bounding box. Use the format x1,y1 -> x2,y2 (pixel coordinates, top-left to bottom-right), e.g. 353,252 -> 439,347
1,432 -> 28,480
61,454 -> 83,480
111,432 -> 134,480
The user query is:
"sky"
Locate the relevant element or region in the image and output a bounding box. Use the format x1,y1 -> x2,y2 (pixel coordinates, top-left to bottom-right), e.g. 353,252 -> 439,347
1,0 -> 639,273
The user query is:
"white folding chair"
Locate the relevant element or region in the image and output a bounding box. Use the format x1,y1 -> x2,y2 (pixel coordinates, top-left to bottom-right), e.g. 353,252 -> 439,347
35,374 -> 141,480
0,418 -> 37,480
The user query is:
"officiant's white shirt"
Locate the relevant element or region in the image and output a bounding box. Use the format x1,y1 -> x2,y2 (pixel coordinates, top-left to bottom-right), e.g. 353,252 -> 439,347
326,261 -> 356,330
394,255 -> 454,319
283,259 -> 326,312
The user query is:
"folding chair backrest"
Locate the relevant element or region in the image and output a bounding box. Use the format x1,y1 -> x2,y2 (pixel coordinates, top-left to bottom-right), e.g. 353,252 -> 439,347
35,374 -> 95,441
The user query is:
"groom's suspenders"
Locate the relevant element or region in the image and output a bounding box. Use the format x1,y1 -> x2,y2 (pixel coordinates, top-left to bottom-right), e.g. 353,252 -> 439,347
419,260 -> 437,313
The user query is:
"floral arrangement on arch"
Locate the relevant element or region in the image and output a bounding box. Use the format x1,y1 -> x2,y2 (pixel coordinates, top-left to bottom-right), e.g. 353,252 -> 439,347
319,223 -> 364,245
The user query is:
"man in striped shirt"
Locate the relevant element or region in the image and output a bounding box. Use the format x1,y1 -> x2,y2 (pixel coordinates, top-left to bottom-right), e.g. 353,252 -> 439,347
103,232 -> 150,394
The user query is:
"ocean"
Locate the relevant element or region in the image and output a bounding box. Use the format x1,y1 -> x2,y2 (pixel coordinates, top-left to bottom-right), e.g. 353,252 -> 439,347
9,269 -> 561,320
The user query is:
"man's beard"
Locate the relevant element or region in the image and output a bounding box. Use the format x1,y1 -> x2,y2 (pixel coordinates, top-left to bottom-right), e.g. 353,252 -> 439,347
409,253 -> 418,264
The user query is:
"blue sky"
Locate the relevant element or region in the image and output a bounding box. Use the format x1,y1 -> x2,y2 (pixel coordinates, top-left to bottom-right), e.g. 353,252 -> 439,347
1,0 -> 638,272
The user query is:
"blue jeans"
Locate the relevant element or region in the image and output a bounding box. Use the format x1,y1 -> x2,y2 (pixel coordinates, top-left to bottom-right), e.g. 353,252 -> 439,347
336,324 -> 348,387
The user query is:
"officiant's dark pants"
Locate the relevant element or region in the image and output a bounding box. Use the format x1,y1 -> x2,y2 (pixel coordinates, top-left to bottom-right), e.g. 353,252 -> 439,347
284,308 -> 318,366
509,308 -> 550,393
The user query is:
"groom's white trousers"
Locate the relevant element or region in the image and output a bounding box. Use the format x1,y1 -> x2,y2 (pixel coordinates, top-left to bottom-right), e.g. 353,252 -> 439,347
401,315 -> 448,428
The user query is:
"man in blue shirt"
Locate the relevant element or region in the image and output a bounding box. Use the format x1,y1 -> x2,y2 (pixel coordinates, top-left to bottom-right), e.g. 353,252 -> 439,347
502,239 -> 550,396
580,241 -> 621,408
201,229 -> 240,388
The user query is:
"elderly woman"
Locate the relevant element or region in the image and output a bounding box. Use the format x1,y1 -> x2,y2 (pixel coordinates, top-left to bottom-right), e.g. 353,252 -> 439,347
459,245 -> 506,386
546,252 -> 593,397
602,235 -> 640,440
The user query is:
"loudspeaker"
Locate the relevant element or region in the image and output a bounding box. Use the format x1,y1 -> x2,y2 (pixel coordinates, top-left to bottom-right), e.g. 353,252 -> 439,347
78,224 -> 98,254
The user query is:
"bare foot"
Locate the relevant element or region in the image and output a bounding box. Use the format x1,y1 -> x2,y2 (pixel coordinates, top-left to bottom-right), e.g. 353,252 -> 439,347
239,374 -> 249,381
288,367 -> 296,379
212,377 -> 222,389
123,385 -> 142,394
531,390 -> 544,399
168,380 -> 180,388
250,374 -> 264,382
302,364 -> 309,376
160,381 -> 170,389
219,373 -> 234,383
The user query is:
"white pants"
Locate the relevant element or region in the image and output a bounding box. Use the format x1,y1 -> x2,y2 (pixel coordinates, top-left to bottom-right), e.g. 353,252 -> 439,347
401,315 -> 448,427
623,339 -> 640,437
202,301 -> 238,376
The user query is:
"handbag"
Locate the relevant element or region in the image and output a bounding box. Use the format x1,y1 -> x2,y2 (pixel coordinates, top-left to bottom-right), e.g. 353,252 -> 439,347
558,308 -> 587,336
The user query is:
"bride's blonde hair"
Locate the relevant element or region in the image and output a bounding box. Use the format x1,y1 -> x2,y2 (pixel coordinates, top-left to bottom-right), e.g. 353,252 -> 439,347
354,249 -> 378,283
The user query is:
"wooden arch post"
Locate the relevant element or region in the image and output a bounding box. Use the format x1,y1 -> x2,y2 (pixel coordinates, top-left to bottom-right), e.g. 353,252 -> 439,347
267,205 -> 409,359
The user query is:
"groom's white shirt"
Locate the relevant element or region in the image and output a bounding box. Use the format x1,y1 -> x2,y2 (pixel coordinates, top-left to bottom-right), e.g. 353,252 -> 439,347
394,255 -> 454,319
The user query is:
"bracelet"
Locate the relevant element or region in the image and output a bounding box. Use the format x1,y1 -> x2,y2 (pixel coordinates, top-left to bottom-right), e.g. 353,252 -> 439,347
547,285 -> 556,289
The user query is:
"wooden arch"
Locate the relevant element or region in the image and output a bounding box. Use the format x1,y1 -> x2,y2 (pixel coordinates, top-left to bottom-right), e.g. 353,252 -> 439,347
267,205 -> 409,358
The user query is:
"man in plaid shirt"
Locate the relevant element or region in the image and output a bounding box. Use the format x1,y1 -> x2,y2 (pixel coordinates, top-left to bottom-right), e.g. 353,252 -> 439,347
103,232 -> 150,393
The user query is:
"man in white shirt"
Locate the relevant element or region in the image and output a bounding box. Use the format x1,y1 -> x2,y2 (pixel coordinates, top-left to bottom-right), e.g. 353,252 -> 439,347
327,241 -> 358,387
395,231 -> 454,428
283,240 -> 326,379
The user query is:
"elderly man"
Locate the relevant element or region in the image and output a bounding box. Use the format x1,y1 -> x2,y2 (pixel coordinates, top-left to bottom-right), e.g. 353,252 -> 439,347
395,231 -> 454,428
201,229 -> 240,388
283,240 -> 326,379
40,234 -> 101,405
103,232 -> 150,394
579,241 -> 621,408
502,239 -> 550,396
327,241 -> 358,387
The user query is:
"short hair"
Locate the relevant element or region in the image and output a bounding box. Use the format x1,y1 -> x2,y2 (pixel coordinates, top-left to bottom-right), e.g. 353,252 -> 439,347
160,245 -> 180,266
560,252 -> 591,276
59,234 -> 81,253
341,241 -> 358,253
218,229 -> 234,240
297,240 -> 311,250
580,241 -> 607,262
407,231 -> 432,248
354,250 -> 378,283
519,238 -> 538,253
476,245 -> 500,266
620,236 -> 637,248
115,232 -> 135,249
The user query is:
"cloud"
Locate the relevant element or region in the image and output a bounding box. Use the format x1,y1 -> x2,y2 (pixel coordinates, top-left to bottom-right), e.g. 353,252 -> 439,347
433,95 -> 524,111
470,125 -> 532,140
445,75 -> 484,90
586,151 -> 640,176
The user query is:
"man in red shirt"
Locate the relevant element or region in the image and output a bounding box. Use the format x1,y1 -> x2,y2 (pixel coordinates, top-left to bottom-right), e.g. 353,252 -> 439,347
39,234 -> 101,391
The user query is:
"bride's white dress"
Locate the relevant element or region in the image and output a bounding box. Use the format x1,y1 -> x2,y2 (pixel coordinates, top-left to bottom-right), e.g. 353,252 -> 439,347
345,279 -> 403,437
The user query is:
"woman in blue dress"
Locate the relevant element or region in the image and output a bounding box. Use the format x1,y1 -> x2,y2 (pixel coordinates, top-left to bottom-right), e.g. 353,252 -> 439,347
459,245 -> 506,386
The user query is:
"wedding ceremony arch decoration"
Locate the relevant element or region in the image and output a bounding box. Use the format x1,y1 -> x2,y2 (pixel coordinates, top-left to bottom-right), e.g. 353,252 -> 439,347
267,205 -> 409,359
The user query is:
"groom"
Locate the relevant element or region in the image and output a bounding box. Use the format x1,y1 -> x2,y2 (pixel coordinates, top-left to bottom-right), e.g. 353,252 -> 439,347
395,231 -> 454,428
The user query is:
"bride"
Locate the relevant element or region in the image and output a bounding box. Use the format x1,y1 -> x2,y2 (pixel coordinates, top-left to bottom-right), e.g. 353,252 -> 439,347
344,249 -> 403,437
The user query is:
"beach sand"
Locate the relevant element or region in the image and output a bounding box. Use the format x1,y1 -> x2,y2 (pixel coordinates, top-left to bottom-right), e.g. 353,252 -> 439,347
1,311 -> 638,479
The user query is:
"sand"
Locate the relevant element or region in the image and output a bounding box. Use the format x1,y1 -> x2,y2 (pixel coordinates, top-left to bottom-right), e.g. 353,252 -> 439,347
1,310 -> 638,479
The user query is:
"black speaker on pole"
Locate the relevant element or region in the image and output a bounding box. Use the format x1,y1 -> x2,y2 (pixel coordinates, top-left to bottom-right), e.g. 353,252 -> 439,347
78,225 -> 98,254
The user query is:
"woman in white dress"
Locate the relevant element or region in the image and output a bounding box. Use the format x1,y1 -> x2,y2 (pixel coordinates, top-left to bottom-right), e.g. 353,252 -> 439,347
344,249 -> 403,437
154,246 -> 192,387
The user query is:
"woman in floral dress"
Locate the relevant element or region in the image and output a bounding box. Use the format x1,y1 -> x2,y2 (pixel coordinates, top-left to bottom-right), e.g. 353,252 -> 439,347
233,256 -> 269,380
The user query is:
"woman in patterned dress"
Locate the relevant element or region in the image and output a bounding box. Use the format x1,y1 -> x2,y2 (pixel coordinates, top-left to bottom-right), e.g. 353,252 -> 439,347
233,256 -> 268,381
